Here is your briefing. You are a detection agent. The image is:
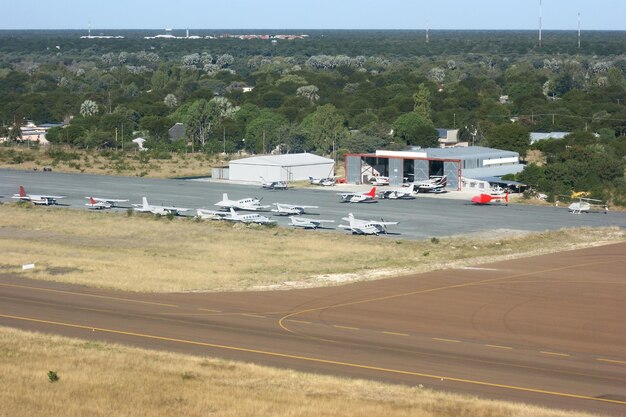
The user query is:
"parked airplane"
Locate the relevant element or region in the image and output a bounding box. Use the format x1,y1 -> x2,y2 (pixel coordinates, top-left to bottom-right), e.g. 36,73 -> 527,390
224,208 -> 275,224
289,216 -> 335,229
412,175 -> 447,193
309,176 -> 336,186
215,193 -> 270,211
132,197 -> 189,215
378,189 -> 415,200
337,187 -> 377,203
471,192 -> 509,205
196,208 -> 231,220
12,186 -> 65,205
85,196 -> 129,209
271,203 -> 319,215
260,177 -> 288,190
338,213 -> 398,235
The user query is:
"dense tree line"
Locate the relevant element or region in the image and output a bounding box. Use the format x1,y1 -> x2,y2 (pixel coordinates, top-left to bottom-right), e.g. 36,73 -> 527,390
1,30 -> 625,203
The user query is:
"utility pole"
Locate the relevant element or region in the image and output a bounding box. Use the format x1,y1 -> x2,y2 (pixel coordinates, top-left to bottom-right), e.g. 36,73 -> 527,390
577,12 -> 581,49
262,129 -> 266,154
223,126 -> 226,154
538,0 -> 543,48
115,127 -> 118,148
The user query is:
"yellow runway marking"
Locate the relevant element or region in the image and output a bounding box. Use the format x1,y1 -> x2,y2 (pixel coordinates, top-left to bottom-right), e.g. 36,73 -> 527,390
241,314 -> 266,319
597,358 -> 626,365
432,337 -> 461,343
0,282 -> 178,308
286,319 -> 312,325
198,308 -> 222,313
2,313 -> 625,407
333,325 -> 360,330
540,351 -> 570,357
382,331 -> 409,337
485,344 -> 513,350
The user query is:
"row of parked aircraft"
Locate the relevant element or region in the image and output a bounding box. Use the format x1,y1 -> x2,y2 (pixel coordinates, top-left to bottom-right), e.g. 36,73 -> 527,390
11,186 -> 399,235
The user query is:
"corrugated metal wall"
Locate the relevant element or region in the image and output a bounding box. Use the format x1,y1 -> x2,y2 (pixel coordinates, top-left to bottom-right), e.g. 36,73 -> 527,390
443,161 -> 461,190
388,158 -> 403,186
414,160 -> 429,181
346,156 -> 362,184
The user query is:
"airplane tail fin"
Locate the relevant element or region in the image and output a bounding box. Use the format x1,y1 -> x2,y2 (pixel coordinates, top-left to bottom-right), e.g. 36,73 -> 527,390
90,197 -> 96,205
222,193 -> 228,202
142,197 -> 149,209
366,187 -> 376,198
505,192 -> 509,203
19,186 -> 26,197
348,213 -> 355,226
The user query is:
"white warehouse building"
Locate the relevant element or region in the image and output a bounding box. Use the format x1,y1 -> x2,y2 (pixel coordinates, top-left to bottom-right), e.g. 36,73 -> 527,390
228,153 -> 334,182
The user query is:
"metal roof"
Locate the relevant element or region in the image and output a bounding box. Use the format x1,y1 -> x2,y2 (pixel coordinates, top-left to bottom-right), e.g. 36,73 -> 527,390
229,153 -> 334,167
462,164 -> 525,178
475,176 -> 527,186
424,146 -> 518,159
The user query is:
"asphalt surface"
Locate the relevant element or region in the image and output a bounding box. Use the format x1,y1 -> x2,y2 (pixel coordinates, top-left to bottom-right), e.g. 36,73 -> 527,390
1,168 -> 626,240
1,243 -> 625,415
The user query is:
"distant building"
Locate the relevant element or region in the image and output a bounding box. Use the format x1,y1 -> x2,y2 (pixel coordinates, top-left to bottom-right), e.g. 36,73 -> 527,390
436,128 -> 465,147
168,123 -> 185,141
530,132 -> 570,144
229,153 -> 334,182
0,121 -> 63,145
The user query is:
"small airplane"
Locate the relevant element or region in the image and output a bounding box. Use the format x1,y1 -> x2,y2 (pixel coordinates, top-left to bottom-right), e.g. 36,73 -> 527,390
215,193 -> 270,211
85,196 -> 129,209
412,175 -> 447,193
337,187 -> 377,203
196,208 -> 231,220
471,192 -> 509,205
369,176 -> 390,186
309,176 -> 336,186
12,186 -> 65,205
132,197 -> 189,215
260,177 -> 288,190
271,203 -> 319,215
338,213 -> 398,236
378,189 -> 415,200
224,208 -> 275,224
289,216 -> 335,229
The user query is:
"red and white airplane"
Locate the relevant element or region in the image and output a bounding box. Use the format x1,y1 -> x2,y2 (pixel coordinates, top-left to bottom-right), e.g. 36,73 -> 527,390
471,192 -> 509,205
12,186 -> 66,205
337,187 -> 377,203
85,197 -> 129,210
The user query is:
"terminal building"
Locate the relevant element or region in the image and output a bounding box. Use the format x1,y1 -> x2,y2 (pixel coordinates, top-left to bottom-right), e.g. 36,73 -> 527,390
344,146 -> 525,190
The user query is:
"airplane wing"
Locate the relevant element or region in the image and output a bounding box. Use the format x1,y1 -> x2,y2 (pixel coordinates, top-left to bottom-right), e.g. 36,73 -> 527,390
37,194 -> 66,199
90,197 -> 129,203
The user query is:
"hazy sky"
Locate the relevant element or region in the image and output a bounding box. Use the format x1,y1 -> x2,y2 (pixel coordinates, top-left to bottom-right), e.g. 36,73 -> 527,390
3,0 -> 624,30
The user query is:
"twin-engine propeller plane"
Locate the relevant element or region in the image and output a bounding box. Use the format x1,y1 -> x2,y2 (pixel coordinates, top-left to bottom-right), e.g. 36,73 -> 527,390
215,193 -> 270,211
132,197 -> 189,215
289,217 -> 335,229
412,175 -> 447,193
271,203 -> 319,215
471,192 -> 509,205
338,187 -> 377,203
378,189 -> 415,200
224,208 -> 275,224
338,213 -> 398,235
85,196 -> 129,209
12,186 -> 65,205
260,177 -> 288,190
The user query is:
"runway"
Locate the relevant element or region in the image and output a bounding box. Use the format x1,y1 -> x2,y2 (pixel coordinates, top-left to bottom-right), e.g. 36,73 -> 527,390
1,243 -> 625,415
1,168 -> 626,239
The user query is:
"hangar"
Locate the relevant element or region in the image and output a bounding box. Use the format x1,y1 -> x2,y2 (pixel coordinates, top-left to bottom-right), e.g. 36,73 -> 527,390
344,146 -> 524,189
228,153 -> 334,182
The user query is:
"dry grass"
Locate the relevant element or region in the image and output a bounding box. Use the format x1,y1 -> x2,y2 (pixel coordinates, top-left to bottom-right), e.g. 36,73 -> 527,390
0,326 -> 600,417
1,204 -> 624,293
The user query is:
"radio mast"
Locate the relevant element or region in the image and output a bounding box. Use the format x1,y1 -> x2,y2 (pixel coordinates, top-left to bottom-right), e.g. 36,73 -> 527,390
577,12 -> 581,48
538,0 -> 542,48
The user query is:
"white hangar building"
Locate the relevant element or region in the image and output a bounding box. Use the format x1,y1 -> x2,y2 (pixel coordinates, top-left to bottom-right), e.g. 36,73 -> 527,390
228,153 -> 334,182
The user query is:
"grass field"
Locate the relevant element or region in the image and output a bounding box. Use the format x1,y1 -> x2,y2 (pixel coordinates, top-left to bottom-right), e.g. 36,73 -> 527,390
0,326 -> 600,417
1,204 -> 623,293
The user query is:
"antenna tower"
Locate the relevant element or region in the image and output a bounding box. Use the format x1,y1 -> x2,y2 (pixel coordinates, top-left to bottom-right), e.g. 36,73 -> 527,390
426,20 -> 430,43
538,0 -> 542,48
577,12 -> 581,48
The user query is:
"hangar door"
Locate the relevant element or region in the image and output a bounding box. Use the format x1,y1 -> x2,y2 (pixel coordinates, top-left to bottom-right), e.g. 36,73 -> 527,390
388,158 -> 403,186
443,161 -> 461,190
345,155 -> 362,184
413,159 -> 429,182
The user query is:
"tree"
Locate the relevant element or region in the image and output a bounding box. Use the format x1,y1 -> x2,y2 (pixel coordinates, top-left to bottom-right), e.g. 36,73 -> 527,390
412,83 -> 432,119
244,110 -> 288,154
164,94 -> 178,109
184,97 -> 239,150
300,104 -> 348,154
392,113 -> 438,148
79,100 -> 99,117
485,123 -> 530,156
296,85 -> 320,104
8,119 -> 23,142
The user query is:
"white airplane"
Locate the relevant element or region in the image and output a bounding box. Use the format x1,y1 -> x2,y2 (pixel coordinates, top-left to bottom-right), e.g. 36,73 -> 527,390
85,196 -> 129,209
196,208 -> 231,220
337,187 -> 377,203
271,202 -> 319,215
412,175 -> 447,193
289,216 -> 335,229
132,197 -> 189,216
338,213 -> 398,235
260,177 -> 289,190
12,185 -> 65,205
309,176 -> 336,186
378,189 -> 415,200
215,193 -> 270,211
224,208 -> 275,224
